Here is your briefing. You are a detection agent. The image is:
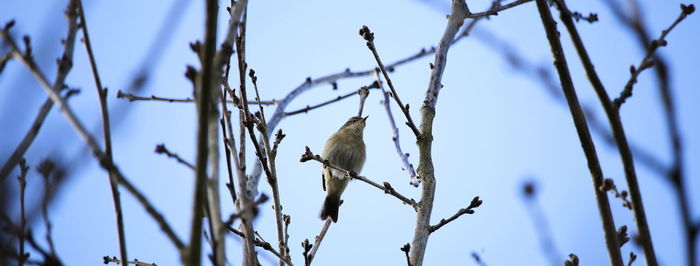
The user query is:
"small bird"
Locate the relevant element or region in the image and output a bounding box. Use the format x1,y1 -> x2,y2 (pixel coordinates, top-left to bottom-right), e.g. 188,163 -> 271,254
319,116 -> 368,222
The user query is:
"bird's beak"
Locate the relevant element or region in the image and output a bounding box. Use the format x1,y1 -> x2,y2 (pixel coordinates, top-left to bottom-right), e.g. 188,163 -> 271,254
363,115 -> 369,121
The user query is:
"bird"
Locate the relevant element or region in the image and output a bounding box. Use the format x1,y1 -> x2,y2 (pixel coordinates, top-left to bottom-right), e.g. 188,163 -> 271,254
319,116 -> 368,222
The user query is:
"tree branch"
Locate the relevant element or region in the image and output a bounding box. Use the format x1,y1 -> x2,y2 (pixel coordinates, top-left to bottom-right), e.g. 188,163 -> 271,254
410,1 -> 468,265
304,219 -> 332,265
374,72 -> 420,187
360,25 -> 421,138
535,0 -> 623,264
612,4 -> 694,108
0,2 -> 80,181
77,1 -> 128,263
300,147 -> 418,209
429,196 -> 482,233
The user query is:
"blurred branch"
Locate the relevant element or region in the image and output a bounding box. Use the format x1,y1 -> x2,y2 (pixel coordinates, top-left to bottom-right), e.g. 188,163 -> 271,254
521,180 -> 563,266
154,144 -> 195,170
17,159 -> 29,266
0,2 -> 80,180
77,1 -> 128,264
300,147 -> 418,209
534,0 -> 623,264
116,90 -> 277,104
429,196 -> 482,233
187,0 -> 223,264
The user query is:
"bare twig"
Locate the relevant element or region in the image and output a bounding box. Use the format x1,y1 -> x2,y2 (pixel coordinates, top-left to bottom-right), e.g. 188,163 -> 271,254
36,159 -> 58,257
305,219 -> 332,265
429,196 -> 482,233
249,69 -> 290,265
284,83 -> 379,116
400,244 -> 412,266
552,1 -> 692,264
466,0 -> 533,19
226,226 -> 294,266
627,252 -> 637,266
118,173 -> 185,251
535,0 -> 623,264
374,72 -> 420,187
77,1 -> 128,263
360,25 -> 421,138
602,4 -> 696,263
0,2 -> 80,180
154,144 -> 195,170
103,256 -> 158,266
17,159 -> 29,266
598,178 -> 632,210
116,90 -> 276,104
230,4 -> 259,265
300,147 -> 418,209
612,4 -> 694,108
410,1 -> 469,265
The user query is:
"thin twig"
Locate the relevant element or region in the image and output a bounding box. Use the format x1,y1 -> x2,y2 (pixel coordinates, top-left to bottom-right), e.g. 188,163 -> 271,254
249,69 -> 290,265
116,90 -> 277,104
305,219 -> 332,265
284,83 -> 379,116
374,72 -> 420,187
117,173 -> 185,251
36,159 -> 58,257
429,196 -> 482,233
77,1 -> 128,263
0,2 -> 80,180
400,244 -> 412,266
103,256 -> 158,266
535,0 -> 623,264
466,0 -> 533,18
17,159 -> 29,266
552,1 -> 692,264
612,4 -> 694,108
226,226 -> 294,266
154,144 -> 195,170
230,4 -> 258,265
300,147 -> 418,209
360,25 -> 421,138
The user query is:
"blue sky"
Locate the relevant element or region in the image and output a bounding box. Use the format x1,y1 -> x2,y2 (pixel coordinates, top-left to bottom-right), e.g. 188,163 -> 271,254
1,0 -> 698,265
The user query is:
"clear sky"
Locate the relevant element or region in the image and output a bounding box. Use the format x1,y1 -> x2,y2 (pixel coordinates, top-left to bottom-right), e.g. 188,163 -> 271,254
1,0 -> 698,265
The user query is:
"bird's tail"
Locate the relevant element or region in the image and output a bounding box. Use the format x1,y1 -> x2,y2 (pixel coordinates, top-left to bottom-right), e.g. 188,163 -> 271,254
319,195 -> 340,223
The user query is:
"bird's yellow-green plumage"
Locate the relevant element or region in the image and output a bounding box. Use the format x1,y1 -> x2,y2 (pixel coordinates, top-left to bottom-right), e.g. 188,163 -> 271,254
319,116 -> 367,222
